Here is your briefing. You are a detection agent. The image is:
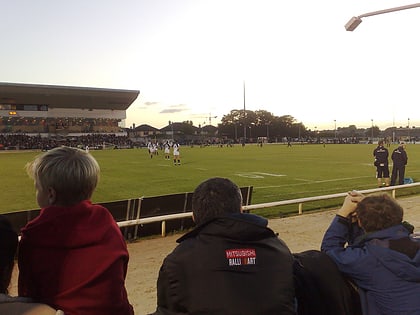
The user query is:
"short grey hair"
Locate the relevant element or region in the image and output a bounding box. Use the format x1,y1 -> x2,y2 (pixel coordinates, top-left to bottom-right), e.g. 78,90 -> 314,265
26,146 -> 100,205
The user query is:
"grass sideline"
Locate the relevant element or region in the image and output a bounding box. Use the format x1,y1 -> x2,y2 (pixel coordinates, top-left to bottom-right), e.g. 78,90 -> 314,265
1,143 -> 420,217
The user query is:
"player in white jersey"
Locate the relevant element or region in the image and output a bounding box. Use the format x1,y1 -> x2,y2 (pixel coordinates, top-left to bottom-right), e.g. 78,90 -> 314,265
164,141 -> 171,160
147,141 -> 155,159
173,141 -> 180,165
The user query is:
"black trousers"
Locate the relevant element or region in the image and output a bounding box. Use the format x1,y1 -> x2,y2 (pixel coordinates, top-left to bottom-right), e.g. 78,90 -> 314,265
391,165 -> 405,185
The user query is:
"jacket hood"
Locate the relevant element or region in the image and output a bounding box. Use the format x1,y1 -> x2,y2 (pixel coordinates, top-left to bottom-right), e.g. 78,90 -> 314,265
362,225 -> 420,282
177,213 -> 273,243
20,200 -> 117,249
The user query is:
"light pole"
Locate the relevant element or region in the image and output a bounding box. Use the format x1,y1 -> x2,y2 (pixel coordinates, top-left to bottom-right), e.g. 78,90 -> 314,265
243,81 -> 246,143
345,3 -> 420,31
371,119 -> 374,141
408,118 -> 410,142
248,125 -> 252,139
334,120 -> 337,139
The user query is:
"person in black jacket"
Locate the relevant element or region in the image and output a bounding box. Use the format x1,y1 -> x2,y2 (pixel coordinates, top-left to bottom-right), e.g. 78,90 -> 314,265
0,215 -> 63,314
373,140 -> 390,187
391,142 -> 408,185
150,177 -> 296,315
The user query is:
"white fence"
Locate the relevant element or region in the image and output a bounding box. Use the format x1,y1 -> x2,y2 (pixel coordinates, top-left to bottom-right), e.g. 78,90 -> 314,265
117,182 -> 420,237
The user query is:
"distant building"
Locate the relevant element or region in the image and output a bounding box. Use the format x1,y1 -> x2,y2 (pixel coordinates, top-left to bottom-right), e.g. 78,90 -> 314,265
131,124 -> 160,137
201,125 -> 218,136
126,124 -> 161,146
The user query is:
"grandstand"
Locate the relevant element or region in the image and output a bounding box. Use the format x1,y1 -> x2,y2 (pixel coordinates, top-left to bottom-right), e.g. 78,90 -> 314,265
0,82 -> 139,135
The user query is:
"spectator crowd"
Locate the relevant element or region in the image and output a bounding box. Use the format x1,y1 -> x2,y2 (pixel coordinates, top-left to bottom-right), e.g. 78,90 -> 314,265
0,134 -> 133,150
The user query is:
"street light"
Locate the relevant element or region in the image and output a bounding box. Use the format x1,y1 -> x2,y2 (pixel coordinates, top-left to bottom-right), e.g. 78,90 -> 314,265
243,81 -> 246,142
408,117 -> 410,142
334,120 -> 337,139
345,3 -> 420,31
371,119 -> 374,141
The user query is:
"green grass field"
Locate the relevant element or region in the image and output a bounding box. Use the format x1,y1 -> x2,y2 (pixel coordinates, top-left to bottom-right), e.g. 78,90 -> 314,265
2,143 -> 420,217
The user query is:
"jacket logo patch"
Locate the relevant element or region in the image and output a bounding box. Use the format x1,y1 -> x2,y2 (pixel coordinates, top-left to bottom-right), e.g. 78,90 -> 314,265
225,248 -> 256,266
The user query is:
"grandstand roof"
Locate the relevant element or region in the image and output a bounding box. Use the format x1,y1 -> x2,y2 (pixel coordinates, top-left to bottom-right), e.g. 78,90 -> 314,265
0,82 -> 140,110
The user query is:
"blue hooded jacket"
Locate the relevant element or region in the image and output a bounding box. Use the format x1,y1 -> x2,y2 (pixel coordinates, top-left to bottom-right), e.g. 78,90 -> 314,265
322,216 -> 420,315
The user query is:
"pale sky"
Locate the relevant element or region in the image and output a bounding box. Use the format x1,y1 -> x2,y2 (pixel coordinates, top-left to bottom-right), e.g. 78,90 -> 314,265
1,0 -> 419,130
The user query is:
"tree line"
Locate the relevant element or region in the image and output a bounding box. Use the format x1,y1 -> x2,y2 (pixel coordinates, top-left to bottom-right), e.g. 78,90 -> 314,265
217,109 -> 381,140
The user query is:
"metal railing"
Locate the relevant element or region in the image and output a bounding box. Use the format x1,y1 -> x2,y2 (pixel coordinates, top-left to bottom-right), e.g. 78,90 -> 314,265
117,182 -> 420,237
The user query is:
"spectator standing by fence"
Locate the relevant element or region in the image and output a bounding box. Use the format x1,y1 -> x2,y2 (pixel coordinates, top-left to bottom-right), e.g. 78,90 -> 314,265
150,177 -> 296,315
19,146 -> 134,315
391,142 -> 408,186
373,140 -> 390,188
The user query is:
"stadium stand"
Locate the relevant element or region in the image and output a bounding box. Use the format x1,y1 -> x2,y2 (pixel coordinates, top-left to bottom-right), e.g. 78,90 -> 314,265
0,82 -> 139,135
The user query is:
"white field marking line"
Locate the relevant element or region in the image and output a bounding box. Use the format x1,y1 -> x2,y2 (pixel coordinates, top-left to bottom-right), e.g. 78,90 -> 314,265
236,173 -> 264,178
236,172 -> 286,178
255,175 -> 372,189
252,172 -> 286,177
195,168 -> 208,171
157,164 -> 172,167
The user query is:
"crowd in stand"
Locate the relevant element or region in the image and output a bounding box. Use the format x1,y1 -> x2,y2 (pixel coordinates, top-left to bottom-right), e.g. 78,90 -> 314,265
0,134 -> 133,150
1,117 -> 122,134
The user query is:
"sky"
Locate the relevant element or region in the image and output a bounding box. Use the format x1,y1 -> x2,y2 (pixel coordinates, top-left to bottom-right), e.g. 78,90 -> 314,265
1,0 -> 420,131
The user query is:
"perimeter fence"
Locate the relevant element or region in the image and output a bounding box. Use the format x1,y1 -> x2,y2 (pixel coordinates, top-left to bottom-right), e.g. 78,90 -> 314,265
4,186 -> 253,240
4,183 -> 420,240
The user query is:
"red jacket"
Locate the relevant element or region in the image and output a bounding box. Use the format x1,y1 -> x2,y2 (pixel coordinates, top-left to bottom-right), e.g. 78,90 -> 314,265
18,200 -> 134,315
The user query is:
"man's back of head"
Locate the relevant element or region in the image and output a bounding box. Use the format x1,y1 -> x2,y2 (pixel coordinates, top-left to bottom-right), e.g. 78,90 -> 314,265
356,194 -> 403,232
192,177 -> 242,226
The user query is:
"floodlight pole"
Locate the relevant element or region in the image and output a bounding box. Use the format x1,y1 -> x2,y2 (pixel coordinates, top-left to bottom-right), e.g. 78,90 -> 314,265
371,119 -> 374,141
334,120 -> 337,139
243,81 -> 246,142
408,118 -> 410,141
345,3 -> 420,31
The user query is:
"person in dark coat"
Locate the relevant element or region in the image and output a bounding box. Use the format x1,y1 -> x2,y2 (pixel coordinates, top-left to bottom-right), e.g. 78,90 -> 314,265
150,177 -> 296,315
322,192 -> 420,315
373,140 -> 390,187
391,141 -> 408,185
293,250 -> 361,315
0,215 -> 63,315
